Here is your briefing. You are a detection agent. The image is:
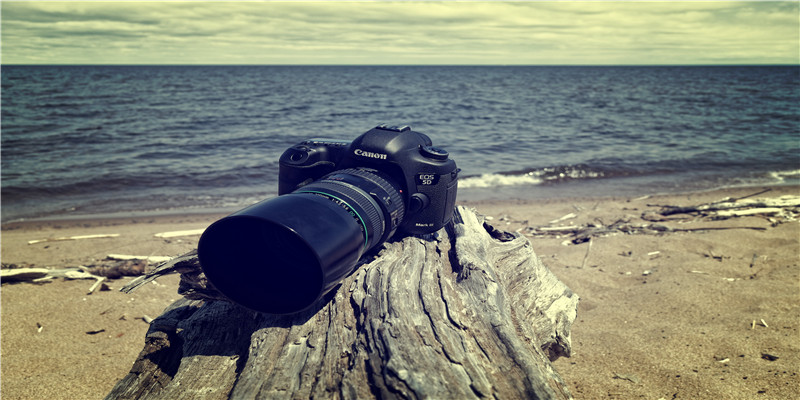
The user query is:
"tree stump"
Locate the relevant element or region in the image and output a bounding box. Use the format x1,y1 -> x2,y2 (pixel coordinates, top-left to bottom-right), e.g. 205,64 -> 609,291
107,206 -> 579,399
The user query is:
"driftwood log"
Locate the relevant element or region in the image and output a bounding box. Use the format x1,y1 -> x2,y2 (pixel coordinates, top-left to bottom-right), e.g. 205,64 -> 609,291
107,206 -> 579,399
517,191 -> 799,245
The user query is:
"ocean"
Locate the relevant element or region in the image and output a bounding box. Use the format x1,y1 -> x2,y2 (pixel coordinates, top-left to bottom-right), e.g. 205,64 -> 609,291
2,65 -> 798,222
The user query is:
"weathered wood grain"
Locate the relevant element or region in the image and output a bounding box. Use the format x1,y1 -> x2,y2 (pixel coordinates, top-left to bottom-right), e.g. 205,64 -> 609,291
107,206 -> 578,399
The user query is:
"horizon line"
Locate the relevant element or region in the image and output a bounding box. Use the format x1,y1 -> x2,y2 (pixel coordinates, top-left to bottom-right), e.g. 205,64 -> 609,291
3,63 -> 799,67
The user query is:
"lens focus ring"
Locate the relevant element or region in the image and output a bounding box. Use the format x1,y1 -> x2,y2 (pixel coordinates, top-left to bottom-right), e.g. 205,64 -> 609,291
297,167 -> 405,250
297,179 -> 384,249
336,168 -> 405,225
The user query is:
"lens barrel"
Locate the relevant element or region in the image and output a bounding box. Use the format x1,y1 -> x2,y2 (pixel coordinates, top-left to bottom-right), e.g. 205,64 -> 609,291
197,168 -> 403,314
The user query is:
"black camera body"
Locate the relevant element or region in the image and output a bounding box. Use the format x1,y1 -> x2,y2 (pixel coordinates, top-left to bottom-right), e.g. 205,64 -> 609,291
198,124 -> 458,314
278,124 -> 459,236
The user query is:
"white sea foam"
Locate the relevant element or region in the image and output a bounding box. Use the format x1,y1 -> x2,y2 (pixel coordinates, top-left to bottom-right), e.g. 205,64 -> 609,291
459,167 -> 606,189
459,172 -> 545,189
769,169 -> 800,182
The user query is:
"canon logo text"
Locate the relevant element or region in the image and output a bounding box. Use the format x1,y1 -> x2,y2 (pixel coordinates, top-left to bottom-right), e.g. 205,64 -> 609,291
354,149 -> 388,160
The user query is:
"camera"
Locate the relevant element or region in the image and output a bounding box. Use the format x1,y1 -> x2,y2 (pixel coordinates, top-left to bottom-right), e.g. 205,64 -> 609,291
198,124 -> 458,314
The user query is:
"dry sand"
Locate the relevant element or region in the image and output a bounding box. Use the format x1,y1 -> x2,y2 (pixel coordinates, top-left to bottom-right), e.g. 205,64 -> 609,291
1,186 -> 798,399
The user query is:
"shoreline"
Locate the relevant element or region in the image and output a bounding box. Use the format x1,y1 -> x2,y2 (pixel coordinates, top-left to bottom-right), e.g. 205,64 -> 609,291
2,185 -> 798,399
4,179 -> 799,226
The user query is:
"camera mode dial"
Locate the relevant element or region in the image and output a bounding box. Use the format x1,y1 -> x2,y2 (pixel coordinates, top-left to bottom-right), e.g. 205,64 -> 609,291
420,145 -> 449,161
286,146 -> 309,163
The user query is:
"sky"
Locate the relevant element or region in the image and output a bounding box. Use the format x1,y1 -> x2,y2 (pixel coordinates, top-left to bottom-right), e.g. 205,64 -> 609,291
1,1 -> 798,65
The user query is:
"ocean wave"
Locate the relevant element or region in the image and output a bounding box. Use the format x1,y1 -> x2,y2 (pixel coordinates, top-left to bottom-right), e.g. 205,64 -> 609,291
768,169 -> 800,183
459,165 -> 607,189
459,172 -> 544,189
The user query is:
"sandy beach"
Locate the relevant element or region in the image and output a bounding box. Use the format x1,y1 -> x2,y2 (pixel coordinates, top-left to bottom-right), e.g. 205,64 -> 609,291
2,186 -> 798,399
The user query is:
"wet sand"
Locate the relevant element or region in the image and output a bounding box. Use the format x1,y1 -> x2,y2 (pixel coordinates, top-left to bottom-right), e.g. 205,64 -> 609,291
2,186 -> 798,399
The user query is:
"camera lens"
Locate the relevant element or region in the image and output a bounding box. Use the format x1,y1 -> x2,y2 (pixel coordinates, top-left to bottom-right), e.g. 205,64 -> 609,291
197,168 -> 404,314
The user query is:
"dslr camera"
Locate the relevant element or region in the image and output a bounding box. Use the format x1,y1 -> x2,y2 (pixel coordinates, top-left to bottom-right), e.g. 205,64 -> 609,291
198,124 -> 458,314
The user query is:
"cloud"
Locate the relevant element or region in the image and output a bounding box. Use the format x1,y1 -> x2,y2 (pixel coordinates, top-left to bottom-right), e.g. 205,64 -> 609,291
1,1 -> 797,65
